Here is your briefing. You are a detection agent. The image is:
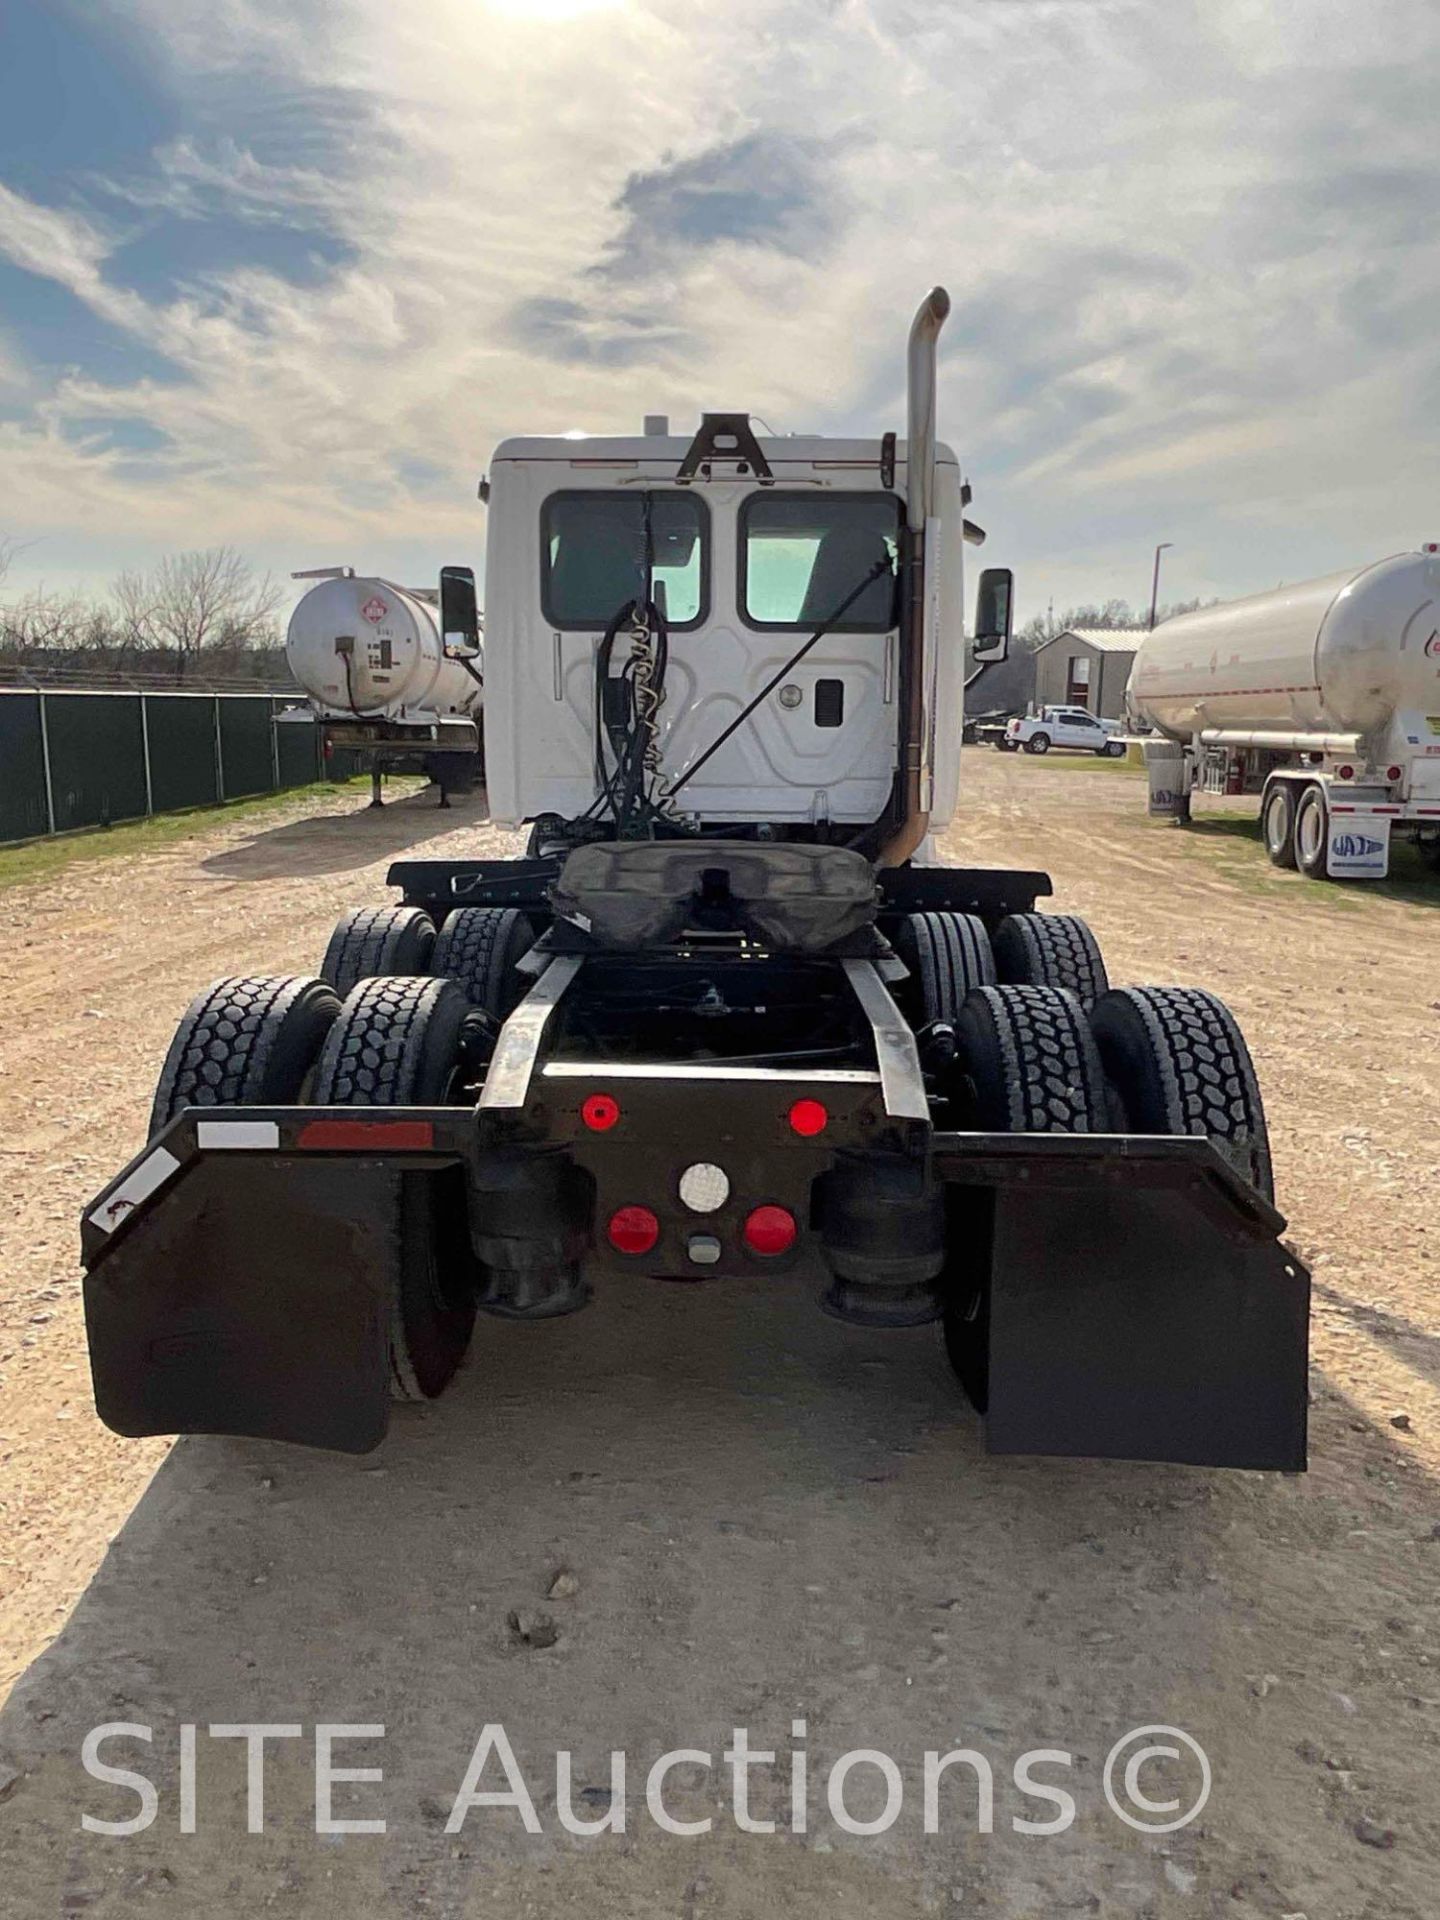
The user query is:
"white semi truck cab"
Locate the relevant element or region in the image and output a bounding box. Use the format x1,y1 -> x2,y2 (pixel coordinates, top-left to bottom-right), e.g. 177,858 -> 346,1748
439,293 -> 1012,864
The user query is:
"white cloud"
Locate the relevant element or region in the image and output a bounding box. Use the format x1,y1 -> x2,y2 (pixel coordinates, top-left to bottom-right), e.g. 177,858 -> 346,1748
0,0 -> 1437,614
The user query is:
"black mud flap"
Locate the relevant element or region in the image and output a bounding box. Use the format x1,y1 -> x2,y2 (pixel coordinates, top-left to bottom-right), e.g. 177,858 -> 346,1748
83,1153 -> 400,1454
934,1134 -> 1310,1470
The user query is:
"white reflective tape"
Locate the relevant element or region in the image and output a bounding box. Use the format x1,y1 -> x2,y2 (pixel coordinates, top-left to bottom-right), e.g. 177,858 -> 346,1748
87,1147 -> 181,1234
196,1120 -> 281,1151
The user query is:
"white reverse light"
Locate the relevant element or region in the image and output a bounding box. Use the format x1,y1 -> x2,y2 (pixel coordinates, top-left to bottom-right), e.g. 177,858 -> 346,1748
678,1162 -> 730,1213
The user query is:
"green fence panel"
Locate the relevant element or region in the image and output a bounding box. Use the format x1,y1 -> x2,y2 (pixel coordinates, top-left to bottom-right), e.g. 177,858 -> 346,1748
218,696 -> 275,799
0,693 -> 50,844
144,696 -> 219,813
46,693 -> 148,833
274,707 -> 321,789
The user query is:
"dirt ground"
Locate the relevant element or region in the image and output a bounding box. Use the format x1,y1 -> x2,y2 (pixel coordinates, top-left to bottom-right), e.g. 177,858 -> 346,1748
1,757 -> 1437,1918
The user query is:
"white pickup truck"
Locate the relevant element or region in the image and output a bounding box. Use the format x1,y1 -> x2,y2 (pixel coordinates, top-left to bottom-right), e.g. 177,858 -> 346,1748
998,706 -> 1127,757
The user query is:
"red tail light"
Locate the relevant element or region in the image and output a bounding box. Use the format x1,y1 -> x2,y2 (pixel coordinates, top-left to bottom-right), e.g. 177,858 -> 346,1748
1337,765 -> 1355,781
1387,765 -> 1403,783
743,1205 -> 797,1256
787,1097 -> 829,1138
608,1205 -> 659,1255
582,1093 -> 621,1132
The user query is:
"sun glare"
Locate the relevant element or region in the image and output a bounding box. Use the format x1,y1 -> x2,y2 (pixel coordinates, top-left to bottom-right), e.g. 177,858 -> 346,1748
485,0 -> 625,20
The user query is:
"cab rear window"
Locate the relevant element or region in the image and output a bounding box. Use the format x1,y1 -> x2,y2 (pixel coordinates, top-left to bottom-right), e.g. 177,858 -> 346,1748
740,493 -> 900,632
542,491 -> 708,630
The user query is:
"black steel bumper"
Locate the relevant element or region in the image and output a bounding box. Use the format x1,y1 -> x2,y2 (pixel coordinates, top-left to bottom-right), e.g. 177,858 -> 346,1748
81,1112 -> 1308,1468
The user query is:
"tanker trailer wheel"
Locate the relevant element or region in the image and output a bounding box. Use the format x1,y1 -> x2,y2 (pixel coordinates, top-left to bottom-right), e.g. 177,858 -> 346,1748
1090,984 -> 1274,1202
1261,780 -> 1299,869
150,975 -> 341,1136
942,984 -> 1110,1409
894,911 -> 995,1026
429,907 -> 534,1021
1023,732 -> 1051,755
1293,784 -> 1332,881
991,911 -> 1109,1010
320,904 -> 436,997
311,976 -> 478,1401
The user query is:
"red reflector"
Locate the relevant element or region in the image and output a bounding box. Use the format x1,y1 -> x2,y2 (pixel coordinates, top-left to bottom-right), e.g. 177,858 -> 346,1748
582,1093 -> 621,1132
743,1204 -> 797,1256
1337,765 -> 1355,781
297,1119 -> 435,1150
788,1097 -> 829,1137
608,1205 -> 659,1255
1387,765 -> 1403,783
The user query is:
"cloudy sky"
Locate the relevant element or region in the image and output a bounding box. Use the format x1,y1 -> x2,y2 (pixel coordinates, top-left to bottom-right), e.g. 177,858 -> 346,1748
1,0 -> 1437,622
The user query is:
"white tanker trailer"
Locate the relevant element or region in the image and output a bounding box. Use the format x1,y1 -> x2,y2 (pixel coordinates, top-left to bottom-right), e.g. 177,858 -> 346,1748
281,568 -> 485,805
1130,547 -> 1440,881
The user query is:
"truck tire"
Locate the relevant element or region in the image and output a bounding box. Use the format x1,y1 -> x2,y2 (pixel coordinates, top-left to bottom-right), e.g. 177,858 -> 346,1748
944,985 -> 1110,1409
1294,784 -> 1331,880
894,911 -> 995,1025
991,911 -> 1109,1009
312,975 -> 470,1106
1024,732 -> 1051,755
429,907 -> 533,1019
996,738 -> 1019,753
311,976 -> 477,1400
150,975 -> 340,1136
320,905 -> 436,996
954,984 -> 1109,1134
1103,740 -> 1126,758
1090,984 -> 1274,1201
1262,781 -> 1298,869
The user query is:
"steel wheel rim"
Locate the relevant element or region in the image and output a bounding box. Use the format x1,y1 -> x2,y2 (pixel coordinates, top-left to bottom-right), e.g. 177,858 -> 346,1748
1298,799 -> 1324,864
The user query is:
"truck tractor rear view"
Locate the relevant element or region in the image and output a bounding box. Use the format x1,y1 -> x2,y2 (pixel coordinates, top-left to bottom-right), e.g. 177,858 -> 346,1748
80,290 -> 1310,1471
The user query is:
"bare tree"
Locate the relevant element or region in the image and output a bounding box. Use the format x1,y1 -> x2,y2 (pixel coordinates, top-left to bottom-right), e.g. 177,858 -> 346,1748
114,547 -> 282,682
1013,595 -> 1217,650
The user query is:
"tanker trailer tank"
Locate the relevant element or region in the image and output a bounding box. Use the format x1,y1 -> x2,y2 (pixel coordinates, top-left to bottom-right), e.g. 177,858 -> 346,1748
1129,548 -> 1440,881
282,568 -> 485,808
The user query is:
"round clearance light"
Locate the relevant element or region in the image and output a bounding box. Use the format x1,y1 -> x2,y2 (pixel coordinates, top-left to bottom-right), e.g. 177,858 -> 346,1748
788,1097 -> 829,1138
743,1204 -> 797,1256
582,1093 -> 621,1132
678,1162 -> 730,1213
778,683 -> 804,710
608,1205 -> 659,1255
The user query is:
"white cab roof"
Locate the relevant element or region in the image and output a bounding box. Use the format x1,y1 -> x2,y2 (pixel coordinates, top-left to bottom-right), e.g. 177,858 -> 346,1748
491,433 -> 959,467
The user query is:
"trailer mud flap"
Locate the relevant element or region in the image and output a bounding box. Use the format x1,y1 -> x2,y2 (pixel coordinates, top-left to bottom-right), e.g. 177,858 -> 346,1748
934,1135 -> 1310,1470
84,1156 -> 398,1454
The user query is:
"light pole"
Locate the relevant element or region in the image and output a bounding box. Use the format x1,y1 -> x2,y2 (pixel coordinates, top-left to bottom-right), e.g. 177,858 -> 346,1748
1149,542 -> 1173,630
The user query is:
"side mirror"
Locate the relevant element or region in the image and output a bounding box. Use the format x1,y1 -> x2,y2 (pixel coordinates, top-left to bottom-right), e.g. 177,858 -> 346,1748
972,566 -> 1012,663
440,565 -> 481,657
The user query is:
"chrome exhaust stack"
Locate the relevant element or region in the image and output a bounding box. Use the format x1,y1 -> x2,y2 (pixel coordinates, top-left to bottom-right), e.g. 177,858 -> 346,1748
881,286 -> 951,867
